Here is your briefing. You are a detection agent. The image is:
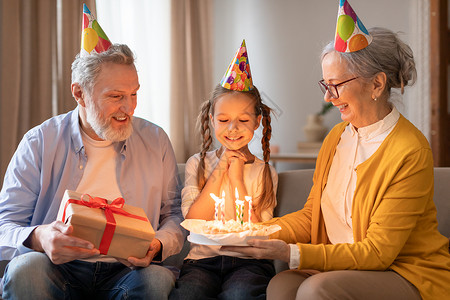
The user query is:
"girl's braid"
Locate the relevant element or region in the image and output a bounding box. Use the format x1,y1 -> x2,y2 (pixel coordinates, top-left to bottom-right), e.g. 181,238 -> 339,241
254,102 -> 275,217
260,103 -> 272,164
197,100 -> 213,189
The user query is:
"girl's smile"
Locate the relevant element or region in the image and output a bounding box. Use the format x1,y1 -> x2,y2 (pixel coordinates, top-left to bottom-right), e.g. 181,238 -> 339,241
225,135 -> 243,141
211,92 -> 261,151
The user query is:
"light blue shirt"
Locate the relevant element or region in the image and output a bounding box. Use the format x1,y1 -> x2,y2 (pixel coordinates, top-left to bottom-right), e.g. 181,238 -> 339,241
0,107 -> 185,261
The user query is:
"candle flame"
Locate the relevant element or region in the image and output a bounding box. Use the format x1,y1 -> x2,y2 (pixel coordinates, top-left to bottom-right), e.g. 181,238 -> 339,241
235,199 -> 245,205
210,193 -> 220,202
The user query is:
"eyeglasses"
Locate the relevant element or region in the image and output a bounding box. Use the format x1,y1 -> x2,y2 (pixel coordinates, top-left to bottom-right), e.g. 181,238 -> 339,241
318,77 -> 358,99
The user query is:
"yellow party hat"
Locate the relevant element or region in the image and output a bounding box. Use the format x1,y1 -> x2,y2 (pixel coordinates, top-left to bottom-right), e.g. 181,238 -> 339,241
81,4 -> 112,56
334,0 -> 372,53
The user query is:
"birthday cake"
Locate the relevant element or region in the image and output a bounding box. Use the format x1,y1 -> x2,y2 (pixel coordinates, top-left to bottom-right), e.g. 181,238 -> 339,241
202,219 -> 271,234
181,219 -> 281,246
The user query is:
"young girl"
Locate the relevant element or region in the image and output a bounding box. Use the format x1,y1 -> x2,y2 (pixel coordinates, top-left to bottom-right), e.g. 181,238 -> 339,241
169,41 -> 278,300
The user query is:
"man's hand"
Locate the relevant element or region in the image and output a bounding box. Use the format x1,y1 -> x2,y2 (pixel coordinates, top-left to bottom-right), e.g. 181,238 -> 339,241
27,221 -> 100,264
120,238 -> 162,268
221,239 -> 290,262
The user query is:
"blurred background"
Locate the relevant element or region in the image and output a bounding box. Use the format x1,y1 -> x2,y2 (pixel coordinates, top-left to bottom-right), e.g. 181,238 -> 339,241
1,0 -> 449,178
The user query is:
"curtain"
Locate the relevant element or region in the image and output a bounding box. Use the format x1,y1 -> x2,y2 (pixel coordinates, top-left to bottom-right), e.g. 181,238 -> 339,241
0,0 -> 95,180
169,0 -> 213,163
96,0 -> 172,136
407,0 -> 430,142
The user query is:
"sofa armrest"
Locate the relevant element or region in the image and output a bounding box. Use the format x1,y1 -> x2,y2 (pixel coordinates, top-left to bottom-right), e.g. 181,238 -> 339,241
433,168 -> 450,238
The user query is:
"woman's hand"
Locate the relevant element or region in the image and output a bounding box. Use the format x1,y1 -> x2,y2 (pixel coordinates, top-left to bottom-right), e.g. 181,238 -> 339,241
221,239 -> 290,262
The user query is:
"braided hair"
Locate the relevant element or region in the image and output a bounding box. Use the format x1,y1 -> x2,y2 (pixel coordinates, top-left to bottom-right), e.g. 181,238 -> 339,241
197,100 -> 213,190
196,84 -> 275,219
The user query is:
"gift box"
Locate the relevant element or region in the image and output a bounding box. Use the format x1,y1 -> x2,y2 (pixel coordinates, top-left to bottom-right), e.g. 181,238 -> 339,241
57,190 -> 155,259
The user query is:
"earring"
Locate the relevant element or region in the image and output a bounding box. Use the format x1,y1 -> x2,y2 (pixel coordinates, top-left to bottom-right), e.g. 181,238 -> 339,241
373,97 -> 378,101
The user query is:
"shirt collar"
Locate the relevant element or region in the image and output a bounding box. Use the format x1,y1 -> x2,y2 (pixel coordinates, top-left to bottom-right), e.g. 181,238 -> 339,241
70,106 -> 128,155
70,107 -> 84,154
80,127 -> 113,147
118,140 -> 127,154
350,106 -> 400,140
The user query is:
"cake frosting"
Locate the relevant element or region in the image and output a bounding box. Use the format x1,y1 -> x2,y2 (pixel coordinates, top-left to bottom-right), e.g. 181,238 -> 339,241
202,219 -> 269,235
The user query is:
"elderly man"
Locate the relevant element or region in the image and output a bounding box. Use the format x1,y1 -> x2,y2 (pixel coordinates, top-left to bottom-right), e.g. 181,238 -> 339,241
0,42 -> 185,299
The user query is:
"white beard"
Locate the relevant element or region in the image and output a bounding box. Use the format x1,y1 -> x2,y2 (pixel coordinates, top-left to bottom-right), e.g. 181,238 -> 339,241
85,102 -> 133,142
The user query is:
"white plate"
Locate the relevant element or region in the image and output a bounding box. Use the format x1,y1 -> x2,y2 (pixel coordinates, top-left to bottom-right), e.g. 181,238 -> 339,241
187,232 -> 269,246
181,219 -> 281,246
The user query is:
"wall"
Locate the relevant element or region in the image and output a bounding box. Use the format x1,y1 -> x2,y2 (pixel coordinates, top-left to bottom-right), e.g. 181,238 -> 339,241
213,0 -> 417,169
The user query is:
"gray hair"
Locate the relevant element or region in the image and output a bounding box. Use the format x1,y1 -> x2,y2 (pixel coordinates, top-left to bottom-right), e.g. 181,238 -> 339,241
321,27 -> 417,96
71,44 -> 135,94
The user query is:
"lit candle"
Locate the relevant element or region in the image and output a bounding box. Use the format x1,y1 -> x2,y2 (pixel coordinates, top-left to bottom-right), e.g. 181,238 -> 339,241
210,193 -> 221,221
245,195 -> 252,225
235,188 -> 244,225
221,190 -> 225,222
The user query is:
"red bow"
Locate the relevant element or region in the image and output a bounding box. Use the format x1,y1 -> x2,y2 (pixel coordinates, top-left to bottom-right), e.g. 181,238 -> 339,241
62,194 -> 148,255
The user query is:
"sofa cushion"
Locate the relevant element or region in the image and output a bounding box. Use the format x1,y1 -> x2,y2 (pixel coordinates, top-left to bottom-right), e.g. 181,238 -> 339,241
274,169 -> 314,217
433,168 -> 450,237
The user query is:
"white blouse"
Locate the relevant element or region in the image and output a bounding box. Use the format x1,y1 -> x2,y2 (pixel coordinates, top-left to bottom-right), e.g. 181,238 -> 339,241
183,150 -> 278,260
289,106 -> 400,268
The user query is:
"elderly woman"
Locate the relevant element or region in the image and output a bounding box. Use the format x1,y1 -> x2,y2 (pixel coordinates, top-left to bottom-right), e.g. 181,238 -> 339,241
223,25 -> 450,300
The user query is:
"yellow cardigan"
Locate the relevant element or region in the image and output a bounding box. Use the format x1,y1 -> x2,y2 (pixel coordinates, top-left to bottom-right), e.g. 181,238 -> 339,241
267,115 -> 450,299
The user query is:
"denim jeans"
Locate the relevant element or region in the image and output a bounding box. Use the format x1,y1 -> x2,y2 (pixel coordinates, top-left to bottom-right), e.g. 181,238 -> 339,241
2,252 -> 175,300
169,256 -> 275,300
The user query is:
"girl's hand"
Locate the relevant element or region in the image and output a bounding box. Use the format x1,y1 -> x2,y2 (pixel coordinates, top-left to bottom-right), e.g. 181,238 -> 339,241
223,149 -> 248,183
221,239 -> 290,262
227,155 -> 245,183
216,147 -> 231,171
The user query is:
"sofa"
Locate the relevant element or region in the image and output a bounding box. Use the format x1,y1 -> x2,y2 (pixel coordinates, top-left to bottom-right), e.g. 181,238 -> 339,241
1,167 -> 449,294
163,166 -> 450,271
275,167 -> 450,237
270,167 -> 450,272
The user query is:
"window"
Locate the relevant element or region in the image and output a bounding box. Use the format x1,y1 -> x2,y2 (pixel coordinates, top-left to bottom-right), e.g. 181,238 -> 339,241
96,0 -> 171,133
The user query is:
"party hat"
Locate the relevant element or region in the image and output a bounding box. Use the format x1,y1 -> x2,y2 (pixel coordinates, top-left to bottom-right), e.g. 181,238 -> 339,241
220,40 -> 253,91
334,0 -> 372,53
80,4 -> 112,56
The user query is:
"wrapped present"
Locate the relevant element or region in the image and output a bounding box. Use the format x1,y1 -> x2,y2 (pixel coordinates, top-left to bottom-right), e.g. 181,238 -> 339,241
57,190 -> 155,259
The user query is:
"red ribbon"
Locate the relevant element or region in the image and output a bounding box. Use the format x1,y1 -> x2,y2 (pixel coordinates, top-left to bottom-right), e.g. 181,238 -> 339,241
61,194 -> 148,255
